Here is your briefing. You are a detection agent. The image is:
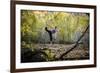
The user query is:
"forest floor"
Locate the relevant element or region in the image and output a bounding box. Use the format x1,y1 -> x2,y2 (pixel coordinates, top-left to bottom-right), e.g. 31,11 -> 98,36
32,43 -> 89,60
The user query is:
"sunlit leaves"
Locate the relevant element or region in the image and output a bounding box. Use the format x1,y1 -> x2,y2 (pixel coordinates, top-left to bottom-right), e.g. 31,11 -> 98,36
21,10 -> 89,43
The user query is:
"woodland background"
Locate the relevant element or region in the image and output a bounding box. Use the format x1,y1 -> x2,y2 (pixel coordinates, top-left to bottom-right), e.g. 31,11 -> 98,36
21,10 -> 90,62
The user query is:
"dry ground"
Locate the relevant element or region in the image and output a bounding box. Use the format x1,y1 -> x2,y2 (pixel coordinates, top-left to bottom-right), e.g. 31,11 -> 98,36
32,43 -> 89,60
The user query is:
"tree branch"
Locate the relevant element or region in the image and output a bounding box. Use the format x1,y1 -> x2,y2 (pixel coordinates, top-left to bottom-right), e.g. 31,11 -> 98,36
59,25 -> 89,60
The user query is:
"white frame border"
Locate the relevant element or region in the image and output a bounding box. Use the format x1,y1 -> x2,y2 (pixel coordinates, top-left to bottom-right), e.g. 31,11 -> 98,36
15,4 -> 94,69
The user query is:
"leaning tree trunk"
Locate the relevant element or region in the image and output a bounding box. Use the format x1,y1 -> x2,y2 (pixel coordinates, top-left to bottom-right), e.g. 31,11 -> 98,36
59,25 -> 89,60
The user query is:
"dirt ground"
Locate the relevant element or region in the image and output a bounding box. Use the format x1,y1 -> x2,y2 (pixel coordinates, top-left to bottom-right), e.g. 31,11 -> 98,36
32,43 -> 89,60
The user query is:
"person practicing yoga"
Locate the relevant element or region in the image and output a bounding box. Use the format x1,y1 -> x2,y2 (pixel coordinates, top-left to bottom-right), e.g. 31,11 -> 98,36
45,26 -> 57,44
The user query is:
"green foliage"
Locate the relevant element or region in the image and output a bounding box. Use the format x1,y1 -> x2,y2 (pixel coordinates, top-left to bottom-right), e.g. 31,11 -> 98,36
42,48 -> 55,61
21,10 -> 89,46
21,41 -> 33,49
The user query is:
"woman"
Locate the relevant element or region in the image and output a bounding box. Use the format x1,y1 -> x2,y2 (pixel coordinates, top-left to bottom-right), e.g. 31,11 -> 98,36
45,26 -> 57,44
